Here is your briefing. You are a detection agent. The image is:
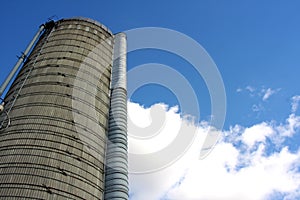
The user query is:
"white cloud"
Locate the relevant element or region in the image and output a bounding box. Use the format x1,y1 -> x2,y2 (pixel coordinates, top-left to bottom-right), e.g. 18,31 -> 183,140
128,102 -> 183,154
276,114 -> 300,138
241,122 -> 274,147
252,103 -> 264,113
291,95 -> 300,113
236,88 -> 243,93
246,85 -> 256,93
166,146 -> 300,200
262,88 -> 277,101
238,86 -> 280,101
128,101 -> 300,200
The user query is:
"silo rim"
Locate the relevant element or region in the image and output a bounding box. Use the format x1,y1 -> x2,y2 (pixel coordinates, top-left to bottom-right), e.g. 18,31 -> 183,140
57,17 -> 113,35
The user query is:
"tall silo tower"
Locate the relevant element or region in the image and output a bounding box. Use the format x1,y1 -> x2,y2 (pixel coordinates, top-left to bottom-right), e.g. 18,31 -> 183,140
0,17 -> 128,200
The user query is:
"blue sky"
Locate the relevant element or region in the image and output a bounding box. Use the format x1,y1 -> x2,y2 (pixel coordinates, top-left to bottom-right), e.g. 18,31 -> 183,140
1,1 -> 300,199
1,1 -> 300,127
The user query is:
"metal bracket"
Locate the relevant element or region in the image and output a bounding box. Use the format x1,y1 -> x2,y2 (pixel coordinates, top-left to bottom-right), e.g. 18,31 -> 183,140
16,52 -> 28,62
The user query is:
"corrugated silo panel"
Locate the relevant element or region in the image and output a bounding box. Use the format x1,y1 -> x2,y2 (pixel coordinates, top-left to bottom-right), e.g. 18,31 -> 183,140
0,18 -> 114,200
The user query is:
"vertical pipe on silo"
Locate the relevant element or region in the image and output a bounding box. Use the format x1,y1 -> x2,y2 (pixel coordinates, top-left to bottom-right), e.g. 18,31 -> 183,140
0,22 -> 52,97
104,33 -> 128,200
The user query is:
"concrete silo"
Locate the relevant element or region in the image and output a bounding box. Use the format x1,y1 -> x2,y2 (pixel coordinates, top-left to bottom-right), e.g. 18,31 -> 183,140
0,17 -> 128,200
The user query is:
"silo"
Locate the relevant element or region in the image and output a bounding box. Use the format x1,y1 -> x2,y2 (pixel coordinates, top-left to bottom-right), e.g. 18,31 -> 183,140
0,17 -> 127,200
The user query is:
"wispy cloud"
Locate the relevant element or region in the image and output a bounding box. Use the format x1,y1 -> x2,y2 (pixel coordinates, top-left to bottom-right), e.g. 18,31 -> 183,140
236,88 -> 243,93
246,85 -> 255,93
275,113 -> 300,138
237,86 -> 280,101
128,99 -> 300,200
291,95 -> 300,113
252,103 -> 264,112
262,88 -> 279,101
